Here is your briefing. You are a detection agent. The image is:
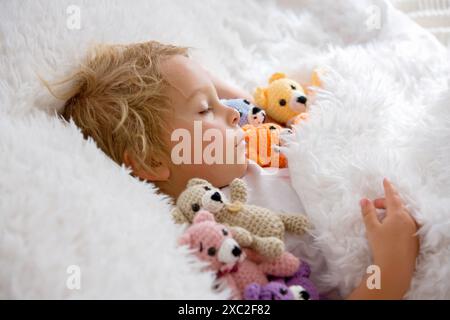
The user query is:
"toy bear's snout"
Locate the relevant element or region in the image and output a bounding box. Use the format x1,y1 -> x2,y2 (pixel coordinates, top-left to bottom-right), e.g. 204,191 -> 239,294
289,285 -> 311,300
211,192 -> 222,202
218,237 -> 242,264
289,92 -> 308,113
201,189 -> 226,213
296,96 -> 307,104
232,245 -> 242,257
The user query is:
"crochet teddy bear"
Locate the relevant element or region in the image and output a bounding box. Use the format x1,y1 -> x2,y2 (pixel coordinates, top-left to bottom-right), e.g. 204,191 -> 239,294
171,178 -> 311,260
245,262 -> 320,300
178,210 -> 300,299
242,122 -> 289,168
254,72 -> 308,126
268,261 -> 320,300
221,98 -> 266,127
244,282 -> 295,300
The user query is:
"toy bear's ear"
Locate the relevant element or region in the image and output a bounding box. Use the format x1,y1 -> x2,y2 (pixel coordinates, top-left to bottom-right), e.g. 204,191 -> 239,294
229,178 -> 248,203
171,207 -> 189,224
296,261 -> 311,278
269,72 -> 286,83
311,67 -> 324,88
253,87 -> 268,109
244,283 -> 262,300
187,178 -> 210,188
193,210 -> 215,224
178,231 -> 192,247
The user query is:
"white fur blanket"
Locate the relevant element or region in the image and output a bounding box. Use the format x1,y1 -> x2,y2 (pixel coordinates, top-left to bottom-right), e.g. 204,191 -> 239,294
285,17 -> 450,299
0,0 -> 449,299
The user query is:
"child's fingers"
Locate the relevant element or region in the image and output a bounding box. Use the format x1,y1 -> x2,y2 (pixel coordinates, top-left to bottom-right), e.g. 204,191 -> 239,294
373,198 -> 386,209
404,209 -> 420,230
383,178 -> 403,213
360,198 -> 380,230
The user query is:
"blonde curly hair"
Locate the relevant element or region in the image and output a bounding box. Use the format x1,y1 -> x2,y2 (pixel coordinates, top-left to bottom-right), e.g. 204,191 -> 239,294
49,41 -> 188,174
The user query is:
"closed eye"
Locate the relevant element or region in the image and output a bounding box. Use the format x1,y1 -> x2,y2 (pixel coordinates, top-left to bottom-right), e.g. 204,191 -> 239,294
199,107 -> 213,115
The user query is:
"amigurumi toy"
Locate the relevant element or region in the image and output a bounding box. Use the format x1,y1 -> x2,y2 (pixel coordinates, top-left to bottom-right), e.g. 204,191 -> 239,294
242,122 -> 289,168
178,210 -> 300,299
253,72 -> 308,126
244,281 -> 295,300
221,98 -> 267,127
268,261 -> 320,300
171,178 -> 311,260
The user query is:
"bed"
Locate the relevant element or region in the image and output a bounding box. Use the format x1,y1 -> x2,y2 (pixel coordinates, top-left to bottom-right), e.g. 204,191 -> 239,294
1,0 -> 449,299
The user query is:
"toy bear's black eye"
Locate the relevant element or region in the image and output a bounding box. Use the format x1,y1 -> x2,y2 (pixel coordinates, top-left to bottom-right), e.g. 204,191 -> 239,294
290,85 -> 296,90
191,203 -> 200,212
239,112 -> 243,118
301,291 -> 310,300
199,242 -> 203,252
279,99 -> 286,106
280,288 -> 288,295
222,229 -> 228,236
204,186 -> 211,191
251,107 -> 262,115
207,247 -> 216,256
243,99 -> 250,105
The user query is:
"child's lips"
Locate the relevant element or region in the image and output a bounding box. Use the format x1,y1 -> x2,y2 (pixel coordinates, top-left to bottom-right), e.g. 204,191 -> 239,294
235,138 -> 245,147
235,129 -> 245,147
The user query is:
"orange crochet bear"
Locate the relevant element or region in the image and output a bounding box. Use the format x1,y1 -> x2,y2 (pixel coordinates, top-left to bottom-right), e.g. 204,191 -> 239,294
242,123 -> 288,168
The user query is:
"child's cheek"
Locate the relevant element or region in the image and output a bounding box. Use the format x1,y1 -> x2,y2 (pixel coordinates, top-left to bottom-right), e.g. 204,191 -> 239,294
202,120 -> 229,147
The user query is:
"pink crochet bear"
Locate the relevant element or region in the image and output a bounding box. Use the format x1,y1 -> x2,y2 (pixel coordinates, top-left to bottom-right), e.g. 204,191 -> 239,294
178,210 -> 300,299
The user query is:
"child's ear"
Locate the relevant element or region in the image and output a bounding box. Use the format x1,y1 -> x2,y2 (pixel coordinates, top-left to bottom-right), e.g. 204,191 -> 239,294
123,151 -> 170,182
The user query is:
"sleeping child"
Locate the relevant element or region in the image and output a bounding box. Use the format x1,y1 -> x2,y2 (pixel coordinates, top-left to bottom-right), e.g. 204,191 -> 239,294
54,41 -> 419,299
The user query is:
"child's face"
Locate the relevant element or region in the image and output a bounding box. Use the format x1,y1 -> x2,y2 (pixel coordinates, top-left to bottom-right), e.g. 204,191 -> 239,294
155,55 -> 247,198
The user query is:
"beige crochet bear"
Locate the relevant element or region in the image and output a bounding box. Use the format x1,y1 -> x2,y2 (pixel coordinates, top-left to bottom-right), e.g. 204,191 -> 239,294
171,178 -> 311,260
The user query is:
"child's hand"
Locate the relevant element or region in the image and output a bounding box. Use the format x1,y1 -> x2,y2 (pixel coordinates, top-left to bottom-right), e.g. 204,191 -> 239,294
359,178 -> 419,298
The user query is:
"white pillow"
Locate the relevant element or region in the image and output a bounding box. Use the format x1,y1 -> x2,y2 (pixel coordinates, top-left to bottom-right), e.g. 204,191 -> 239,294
392,0 -> 450,46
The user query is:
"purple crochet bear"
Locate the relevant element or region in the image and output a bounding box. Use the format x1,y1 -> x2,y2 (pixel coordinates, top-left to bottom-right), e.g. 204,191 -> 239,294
244,261 -> 320,300
269,261 -> 320,300
244,281 -> 294,300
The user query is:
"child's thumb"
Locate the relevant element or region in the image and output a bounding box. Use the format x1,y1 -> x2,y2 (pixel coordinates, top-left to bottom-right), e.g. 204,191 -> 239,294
360,198 -> 380,230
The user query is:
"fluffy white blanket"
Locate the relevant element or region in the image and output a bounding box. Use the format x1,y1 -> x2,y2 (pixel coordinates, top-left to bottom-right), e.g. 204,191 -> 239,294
285,12 -> 450,298
0,0 -> 449,299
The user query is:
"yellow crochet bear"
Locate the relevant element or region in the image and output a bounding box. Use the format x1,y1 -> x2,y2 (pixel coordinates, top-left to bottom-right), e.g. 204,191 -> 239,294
254,72 -> 308,126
